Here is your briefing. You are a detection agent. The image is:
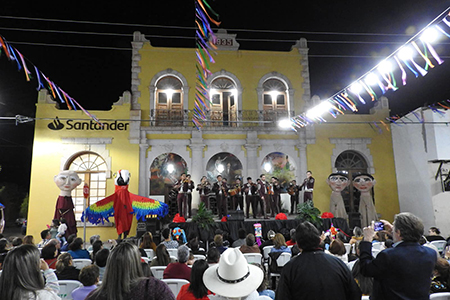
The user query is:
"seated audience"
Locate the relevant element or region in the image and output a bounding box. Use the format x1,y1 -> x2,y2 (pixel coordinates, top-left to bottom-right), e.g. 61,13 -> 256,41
177,259 -> 211,300
56,252 -> 81,280
68,237 -> 91,259
240,234 -> 260,254
85,242 -> 175,300
286,229 -> 296,246
11,237 -> 23,248
150,244 -> 174,267
0,238 -> 9,269
232,228 -> 247,248
163,245 -> 192,281
41,243 -> 58,269
187,252 -> 195,267
141,261 -> 152,277
87,235 -> 101,252
259,230 -> 276,253
431,257 -> 450,293
427,227 -> 446,242
207,247 -> 220,266
23,235 -> 35,245
270,233 -> 291,254
187,236 -> 206,256
139,232 -> 157,257
72,264 -> 100,300
0,244 -> 60,299
328,239 -> 348,263
91,239 -> 103,261
161,227 -> 179,249
94,248 -> 109,281
38,229 -> 51,248
61,234 -> 77,252
213,235 -> 228,254
254,263 -> 275,299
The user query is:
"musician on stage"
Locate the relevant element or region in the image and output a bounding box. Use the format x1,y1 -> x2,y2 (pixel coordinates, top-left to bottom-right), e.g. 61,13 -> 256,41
174,173 -> 189,218
196,175 -> 211,209
270,177 -> 281,217
288,180 -> 300,214
243,177 -> 258,219
257,174 -> 269,219
212,175 -> 229,219
230,178 -> 244,211
186,174 -> 195,218
300,170 -> 315,205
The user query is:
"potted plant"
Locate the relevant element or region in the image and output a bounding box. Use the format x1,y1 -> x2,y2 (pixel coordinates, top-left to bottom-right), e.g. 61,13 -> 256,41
296,201 -> 323,228
192,202 -> 217,242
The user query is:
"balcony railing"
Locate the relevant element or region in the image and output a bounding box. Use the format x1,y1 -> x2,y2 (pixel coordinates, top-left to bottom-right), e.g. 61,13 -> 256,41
149,109 -> 295,128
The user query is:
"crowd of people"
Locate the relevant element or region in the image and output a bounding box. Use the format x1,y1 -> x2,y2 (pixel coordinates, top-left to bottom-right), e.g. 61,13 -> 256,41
0,211 -> 450,299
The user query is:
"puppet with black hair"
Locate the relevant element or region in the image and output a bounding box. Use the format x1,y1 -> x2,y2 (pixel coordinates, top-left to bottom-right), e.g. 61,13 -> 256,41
326,172 -> 349,220
82,170 -> 168,238
353,173 -> 377,228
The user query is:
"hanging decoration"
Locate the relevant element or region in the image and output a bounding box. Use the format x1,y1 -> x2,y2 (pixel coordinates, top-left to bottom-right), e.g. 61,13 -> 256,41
193,0 -> 220,128
0,34 -> 101,124
287,8 -> 450,131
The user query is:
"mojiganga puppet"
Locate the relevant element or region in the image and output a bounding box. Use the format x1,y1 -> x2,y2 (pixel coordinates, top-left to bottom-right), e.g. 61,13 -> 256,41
327,172 -> 349,220
54,170 -> 82,237
82,169 -> 169,238
353,173 -> 377,228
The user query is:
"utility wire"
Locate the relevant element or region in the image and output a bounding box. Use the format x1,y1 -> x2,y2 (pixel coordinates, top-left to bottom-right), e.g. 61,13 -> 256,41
0,15 -> 412,37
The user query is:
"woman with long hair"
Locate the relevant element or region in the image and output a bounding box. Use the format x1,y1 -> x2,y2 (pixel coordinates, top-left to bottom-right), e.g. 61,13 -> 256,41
68,237 -> 90,259
0,244 -> 60,299
55,252 -> 80,280
85,242 -> 175,300
139,232 -> 157,257
177,259 -> 210,300
149,243 -> 173,267
269,233 -> 291,254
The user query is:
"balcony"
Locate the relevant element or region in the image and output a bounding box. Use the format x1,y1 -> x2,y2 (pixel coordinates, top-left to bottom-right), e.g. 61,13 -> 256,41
149,109 -> 295,128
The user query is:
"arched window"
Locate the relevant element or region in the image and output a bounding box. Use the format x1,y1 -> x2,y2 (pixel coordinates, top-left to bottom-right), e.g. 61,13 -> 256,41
262,78 -> 288,126
335,150 -> 369,213
210,77 -> 237,127
65,151 -> 108,220
155,76 -> 184,125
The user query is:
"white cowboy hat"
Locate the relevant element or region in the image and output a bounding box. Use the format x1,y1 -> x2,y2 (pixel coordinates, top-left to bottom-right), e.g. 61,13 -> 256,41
203,248 -> 264,298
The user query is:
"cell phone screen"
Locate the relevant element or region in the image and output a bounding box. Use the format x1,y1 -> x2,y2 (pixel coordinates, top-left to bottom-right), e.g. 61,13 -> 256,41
374,221 -> 384,231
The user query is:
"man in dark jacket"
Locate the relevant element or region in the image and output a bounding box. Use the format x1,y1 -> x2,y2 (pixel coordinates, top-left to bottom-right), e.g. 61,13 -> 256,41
360,213 -> 437,300
276,222 -> 361,300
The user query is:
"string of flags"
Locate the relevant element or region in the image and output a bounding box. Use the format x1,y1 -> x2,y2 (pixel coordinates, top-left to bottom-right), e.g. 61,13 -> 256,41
192,0 -> 220,129
0,35 -> 101,124
289,8 -> 450,132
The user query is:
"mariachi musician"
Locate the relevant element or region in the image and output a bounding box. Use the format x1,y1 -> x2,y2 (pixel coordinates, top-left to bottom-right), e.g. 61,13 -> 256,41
212,175 -> 229,219
300,170 -> 315,205
196,176 -> 211,209
174,173 -> 189,218
229,178 -> 243,211
288,180 -> 300,214
257,174 -> 269,219
185,174 -> 195,218
270,177 -> 281,217
243,177 -> 258,219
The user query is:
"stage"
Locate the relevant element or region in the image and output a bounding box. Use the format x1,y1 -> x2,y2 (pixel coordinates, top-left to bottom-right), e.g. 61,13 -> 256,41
168,215 -> 350,243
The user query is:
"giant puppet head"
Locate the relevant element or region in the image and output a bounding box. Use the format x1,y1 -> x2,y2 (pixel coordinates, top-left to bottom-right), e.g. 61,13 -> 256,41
54,170 -> 82,197
115,170 -> 131,186
326,172 -> 350,193
352,173 -> 376,194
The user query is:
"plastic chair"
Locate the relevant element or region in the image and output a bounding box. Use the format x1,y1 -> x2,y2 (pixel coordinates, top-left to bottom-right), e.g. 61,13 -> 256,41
372,249 -> 381,258
431,240 -> 447,254
361,296 -> 370,300
161,279 -> 189,297
344,243 -> 352,255
170,255 -> 178,262
57,280 -> 83,299
193,254 -> 206,261
347,260 -> 357,271
150,266 -> 167,280
167,248 -> 178,258
141,256 -> 150,263
430,292 -> 450,299
72,258 -> 92,270
144,249 -> 154,260
372,242 -> 384,251
243,253 -> 263,264
269,252 -> 291,289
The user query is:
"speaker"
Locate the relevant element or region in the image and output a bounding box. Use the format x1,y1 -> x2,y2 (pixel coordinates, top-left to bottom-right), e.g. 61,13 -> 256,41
228,210 -> 245,221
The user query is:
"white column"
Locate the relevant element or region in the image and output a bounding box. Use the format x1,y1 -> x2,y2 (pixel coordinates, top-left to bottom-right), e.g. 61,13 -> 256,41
138,144 -> 148,196
297,142 -> 307,181
190,131 -> 205,208
245,144 -> 260,180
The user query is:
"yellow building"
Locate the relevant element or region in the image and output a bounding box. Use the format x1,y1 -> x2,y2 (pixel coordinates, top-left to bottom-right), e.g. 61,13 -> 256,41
27,30 -> 399,240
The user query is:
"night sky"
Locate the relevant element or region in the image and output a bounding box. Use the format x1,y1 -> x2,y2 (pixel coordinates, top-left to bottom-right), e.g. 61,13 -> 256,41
0,1 -> 449,188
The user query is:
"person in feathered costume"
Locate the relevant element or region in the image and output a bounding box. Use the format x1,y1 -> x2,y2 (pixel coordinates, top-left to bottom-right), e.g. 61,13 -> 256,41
82,170 -> 169,238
